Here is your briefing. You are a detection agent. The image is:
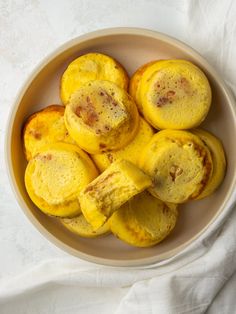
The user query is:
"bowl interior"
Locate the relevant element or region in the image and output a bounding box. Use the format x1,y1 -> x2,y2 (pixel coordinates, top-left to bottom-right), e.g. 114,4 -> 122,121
9,30 -> 236,266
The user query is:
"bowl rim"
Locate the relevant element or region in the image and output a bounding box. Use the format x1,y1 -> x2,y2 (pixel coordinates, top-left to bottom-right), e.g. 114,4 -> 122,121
5,27 -> 236,267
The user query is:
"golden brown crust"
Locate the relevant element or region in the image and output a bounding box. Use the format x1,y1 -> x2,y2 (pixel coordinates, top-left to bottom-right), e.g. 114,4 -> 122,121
22,104 -> 64,136
129,60 -> 158,103
23,104 -> 75,160
191,128 -> 226,199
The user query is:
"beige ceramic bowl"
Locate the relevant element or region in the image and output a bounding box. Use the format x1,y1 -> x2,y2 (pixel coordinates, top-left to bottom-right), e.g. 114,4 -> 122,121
6,28 -> 236,267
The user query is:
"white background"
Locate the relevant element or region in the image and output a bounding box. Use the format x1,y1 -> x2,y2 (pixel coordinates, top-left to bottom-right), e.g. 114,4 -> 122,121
1,1 -> 236,313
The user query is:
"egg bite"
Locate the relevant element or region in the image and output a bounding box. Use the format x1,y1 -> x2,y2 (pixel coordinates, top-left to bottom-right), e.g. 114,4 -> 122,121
139,129 -> 213,203
91,117 -> 154,171
191,129 -> 226,199
64,80 -> 139,154
60,52 -> 129,105
109,191 -> 178,247
23,105 -> 75,161
61,214 -> 110,238
79,160 -> 152,230
138,59 -> 212,129
25,143 -> 98,217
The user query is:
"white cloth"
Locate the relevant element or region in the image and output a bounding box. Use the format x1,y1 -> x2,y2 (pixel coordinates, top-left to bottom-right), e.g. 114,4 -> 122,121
0,1 -> 236,313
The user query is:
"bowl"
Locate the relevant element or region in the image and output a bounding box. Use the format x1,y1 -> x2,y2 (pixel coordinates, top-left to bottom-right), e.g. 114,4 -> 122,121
5,28 -> 236,267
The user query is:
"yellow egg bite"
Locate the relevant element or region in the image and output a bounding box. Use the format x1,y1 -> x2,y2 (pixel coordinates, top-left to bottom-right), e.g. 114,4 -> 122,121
60,52 -> 129,105
64,80 -> 139,154
139,130 -> 213,203
23,105 -> 75,161
79,160 -> 152,230
109,191 -> 178,247
138,59 -> 212,129
25,143 -> 98,217
192,129 -> 226,199
61,214 -> 110,238
91,118 -> 154,171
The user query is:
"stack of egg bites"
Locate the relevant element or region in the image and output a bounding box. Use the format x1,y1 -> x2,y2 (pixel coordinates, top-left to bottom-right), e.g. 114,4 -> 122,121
23,53 -> 226,248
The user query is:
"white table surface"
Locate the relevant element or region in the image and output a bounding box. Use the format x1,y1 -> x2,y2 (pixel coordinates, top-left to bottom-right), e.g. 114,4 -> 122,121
1,1 -> 236,313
